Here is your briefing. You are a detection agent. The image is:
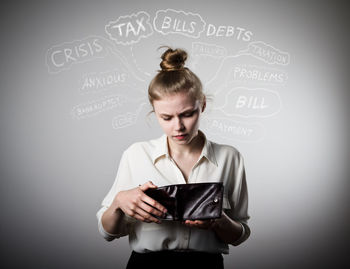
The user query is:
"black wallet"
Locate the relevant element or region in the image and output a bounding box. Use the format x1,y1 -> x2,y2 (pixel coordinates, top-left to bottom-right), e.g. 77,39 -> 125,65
144,182 -> 224,221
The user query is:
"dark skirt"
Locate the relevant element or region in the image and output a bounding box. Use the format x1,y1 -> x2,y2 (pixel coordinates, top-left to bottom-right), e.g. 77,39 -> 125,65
126,250 -> 224,269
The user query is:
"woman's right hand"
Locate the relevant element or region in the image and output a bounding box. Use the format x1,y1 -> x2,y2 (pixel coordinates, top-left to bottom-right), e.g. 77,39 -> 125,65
113,181 -> 167,223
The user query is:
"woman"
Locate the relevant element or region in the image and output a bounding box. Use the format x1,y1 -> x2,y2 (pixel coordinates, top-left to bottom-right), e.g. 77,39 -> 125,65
96,47 -> 250,269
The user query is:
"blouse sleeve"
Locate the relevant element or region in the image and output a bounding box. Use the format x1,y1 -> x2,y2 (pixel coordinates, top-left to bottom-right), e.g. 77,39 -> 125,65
96,150 -> 136,241
226,152 -> 251,246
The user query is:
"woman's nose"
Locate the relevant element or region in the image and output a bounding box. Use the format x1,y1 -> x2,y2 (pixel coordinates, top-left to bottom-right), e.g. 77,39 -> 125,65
175,117 -> 185,131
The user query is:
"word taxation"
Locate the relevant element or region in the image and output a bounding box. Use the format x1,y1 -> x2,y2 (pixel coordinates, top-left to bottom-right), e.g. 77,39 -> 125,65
105,9 -> 253,45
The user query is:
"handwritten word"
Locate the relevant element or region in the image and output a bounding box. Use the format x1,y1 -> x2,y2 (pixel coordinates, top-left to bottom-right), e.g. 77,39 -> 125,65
153,9 -> 205,38
229,65 -> 288,84
218,87 -> 281,117
238,41 -> 290,65
236,96 -> 267,109
112,112 -> 137,129
71,94 -> 127,119
80,70 -> 128,92
105,11 -> 153,45
206,24 -> 253,41
210,119 -> 253,135
192,42 -> 227,58
203,117 -> 265,142
46,36 -> 107,73
112,103 -> 145,129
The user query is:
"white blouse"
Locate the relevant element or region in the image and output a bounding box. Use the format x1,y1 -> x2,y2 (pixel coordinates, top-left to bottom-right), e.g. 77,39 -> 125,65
96,130 -> 250,254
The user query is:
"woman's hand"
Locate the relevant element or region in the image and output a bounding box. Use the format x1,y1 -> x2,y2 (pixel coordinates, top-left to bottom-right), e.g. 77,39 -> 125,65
183,219 -> 216,229
113,181 -> 167,224
183,213 -> 245,245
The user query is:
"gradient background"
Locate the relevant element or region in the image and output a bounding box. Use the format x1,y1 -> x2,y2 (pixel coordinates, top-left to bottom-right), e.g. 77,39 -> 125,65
1,0 -> 349,268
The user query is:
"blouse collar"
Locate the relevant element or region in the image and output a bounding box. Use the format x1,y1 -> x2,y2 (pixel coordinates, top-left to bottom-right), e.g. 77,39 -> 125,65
152,130 -> 218,166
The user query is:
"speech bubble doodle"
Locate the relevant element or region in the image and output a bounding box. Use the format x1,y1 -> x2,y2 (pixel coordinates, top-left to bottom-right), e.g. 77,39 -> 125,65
206,24 -> 253,41
238,41 -> 290,65
228,64 -> 288,85
105,11 -> 153,45
216,87 -> 282,118
192,42 -> 227,58
71,94 -> 127,119
153,9 -> 206,38
202,117 -> 265,142
46,36 -> 110,73
112,112 -> 138,129
46,34 -> 148,84
112,102 -> 146,129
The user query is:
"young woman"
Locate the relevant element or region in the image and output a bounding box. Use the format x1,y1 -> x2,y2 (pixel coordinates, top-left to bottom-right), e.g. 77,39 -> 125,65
96,47 -> 250,269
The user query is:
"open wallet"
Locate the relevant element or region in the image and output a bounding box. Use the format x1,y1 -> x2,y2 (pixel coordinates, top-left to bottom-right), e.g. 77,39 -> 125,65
144,182 -> 224,221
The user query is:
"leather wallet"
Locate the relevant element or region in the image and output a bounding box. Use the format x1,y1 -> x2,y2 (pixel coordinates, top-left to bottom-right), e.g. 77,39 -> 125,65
144,182 -> 224,221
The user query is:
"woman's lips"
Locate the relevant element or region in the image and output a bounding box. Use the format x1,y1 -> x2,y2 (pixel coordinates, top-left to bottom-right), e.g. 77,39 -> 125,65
173,134 -> 188,140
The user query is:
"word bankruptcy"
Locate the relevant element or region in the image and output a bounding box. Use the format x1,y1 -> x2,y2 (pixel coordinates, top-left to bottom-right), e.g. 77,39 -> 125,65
105,9 -> 253,45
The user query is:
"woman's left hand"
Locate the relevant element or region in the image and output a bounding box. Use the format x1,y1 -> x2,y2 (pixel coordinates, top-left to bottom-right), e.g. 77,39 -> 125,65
183,219 -> 216,229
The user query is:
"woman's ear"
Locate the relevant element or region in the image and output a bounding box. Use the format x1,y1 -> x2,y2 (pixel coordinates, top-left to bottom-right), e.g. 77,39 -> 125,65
201,97 -> 206,112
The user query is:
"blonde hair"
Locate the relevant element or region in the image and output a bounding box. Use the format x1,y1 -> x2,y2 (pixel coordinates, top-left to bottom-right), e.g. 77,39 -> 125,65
148,46 -> 206,109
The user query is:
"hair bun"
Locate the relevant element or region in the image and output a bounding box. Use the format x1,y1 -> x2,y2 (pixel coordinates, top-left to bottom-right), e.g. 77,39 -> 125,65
160,47 -> 187,71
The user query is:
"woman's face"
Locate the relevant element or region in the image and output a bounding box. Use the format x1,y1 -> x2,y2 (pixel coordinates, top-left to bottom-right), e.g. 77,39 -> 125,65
153,92 -> 205,146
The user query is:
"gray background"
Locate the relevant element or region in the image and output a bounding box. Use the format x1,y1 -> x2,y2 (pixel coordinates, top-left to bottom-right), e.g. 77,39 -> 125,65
1,0 -> 349,268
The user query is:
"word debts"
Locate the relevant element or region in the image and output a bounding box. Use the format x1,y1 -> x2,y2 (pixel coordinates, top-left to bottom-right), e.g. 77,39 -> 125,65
206,24 -> 253,41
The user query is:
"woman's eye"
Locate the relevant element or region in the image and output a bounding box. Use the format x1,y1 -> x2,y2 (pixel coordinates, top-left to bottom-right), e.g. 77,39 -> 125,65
184,112 -> 194,117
